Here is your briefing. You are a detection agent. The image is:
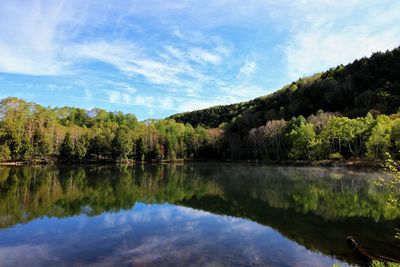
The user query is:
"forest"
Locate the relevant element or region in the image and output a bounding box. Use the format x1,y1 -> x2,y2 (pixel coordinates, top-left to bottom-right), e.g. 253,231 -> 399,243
0,97 -> 210,163
1,46 -> 400,163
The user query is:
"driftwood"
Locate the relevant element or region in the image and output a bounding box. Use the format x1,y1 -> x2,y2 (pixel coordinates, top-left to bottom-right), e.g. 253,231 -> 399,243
346,236 -> 400,263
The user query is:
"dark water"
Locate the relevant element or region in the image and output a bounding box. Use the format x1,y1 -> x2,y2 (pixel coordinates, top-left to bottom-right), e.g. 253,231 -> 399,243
0,164 -> 399,267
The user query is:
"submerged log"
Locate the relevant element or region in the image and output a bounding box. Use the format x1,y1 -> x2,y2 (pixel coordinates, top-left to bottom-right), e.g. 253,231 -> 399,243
346,236 -> 400,264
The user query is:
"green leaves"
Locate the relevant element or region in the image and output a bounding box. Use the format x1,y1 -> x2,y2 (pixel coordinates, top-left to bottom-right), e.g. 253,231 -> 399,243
287,123 -> 316,160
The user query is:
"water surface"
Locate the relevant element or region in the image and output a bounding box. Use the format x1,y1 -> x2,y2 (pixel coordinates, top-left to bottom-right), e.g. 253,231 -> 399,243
0,164 -> 399,266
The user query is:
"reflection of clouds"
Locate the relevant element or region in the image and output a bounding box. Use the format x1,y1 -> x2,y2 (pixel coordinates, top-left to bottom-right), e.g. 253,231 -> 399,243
229,220 -> 259,233
175,206 -> 214,218
105,204 -> 214,226
102,214 -> 117,227
158,206 -> 173,221
86,234 -> 226,267
128,204 -> 174,223
0,245 -> 54,266
89,204 -> 345,266
130,210 -> 151,222
0,203 -> 348,267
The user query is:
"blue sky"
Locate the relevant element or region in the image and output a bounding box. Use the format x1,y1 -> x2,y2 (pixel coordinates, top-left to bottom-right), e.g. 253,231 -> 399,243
0,0 -> 399,120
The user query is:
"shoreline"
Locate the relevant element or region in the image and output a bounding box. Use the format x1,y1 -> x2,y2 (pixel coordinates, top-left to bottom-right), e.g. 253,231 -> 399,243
0,158 -> 384,170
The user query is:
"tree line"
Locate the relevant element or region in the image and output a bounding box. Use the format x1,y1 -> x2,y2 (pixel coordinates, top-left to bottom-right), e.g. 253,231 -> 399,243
2,97 -> 400,163
241,110 -> 400,161
0,97 -> 213,162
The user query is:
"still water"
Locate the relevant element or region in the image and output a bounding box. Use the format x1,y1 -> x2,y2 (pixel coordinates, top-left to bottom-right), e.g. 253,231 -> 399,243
0,164 -> 399,266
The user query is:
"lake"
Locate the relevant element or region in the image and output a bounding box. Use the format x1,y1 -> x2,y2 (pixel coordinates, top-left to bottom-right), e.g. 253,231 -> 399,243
0,164 -> 399,266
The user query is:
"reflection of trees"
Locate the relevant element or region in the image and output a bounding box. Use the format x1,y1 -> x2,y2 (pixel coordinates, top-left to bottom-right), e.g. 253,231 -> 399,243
200,166 -> 399,221
0,165 -> 222,228
0,165 -> 398,228
0,165 -> 399,264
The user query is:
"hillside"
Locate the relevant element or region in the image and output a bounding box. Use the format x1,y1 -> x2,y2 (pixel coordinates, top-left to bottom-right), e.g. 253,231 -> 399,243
170,47 -> 400,128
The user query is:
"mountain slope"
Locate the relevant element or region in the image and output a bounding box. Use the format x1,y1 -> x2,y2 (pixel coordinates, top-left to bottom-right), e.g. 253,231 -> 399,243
170,47 -> 400,128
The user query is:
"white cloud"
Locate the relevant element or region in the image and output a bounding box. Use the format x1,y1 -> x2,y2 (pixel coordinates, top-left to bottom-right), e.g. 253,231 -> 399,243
285,30 -> 400,79
237,60 -> 256,79
106,90 -> 124,104
175,98 -> 223,112
215,45 -> 232,57
134,95 -> 155,107
280,0 -> 400,78
222,83 -> 266,99
104,90 -> 154,108
71,40 -> 227,95
159,96 -> 174,110
112,82 -> 137,94
188,48 -> 222,65
84,89 -> 93,99
0,0 -> 81,75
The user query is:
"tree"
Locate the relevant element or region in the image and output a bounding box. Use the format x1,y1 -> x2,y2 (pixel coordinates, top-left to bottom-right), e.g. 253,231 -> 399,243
366,115 -> 392,159
390,118 -> 400,157
37,137 -> 51,157
264,120 -> 287,161
112,127 -> 132,160
381,155 -> 400,239
148,143 -> 163,161
287,123 -> 316,160
74,135 -> 88,160
0,144 -> 11,161
20,139 -> 34,160
135,138 -> 146,162
89,127 -> 113,160
249,126 -> 267,159
60,133 -> 74,160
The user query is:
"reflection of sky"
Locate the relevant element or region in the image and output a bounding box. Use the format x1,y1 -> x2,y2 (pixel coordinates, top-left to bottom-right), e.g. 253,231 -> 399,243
0,203 -> 347,267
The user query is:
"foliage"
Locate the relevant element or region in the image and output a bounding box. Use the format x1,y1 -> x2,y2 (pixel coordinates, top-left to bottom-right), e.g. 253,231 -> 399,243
371,260 -> 400,267
112,127 -> 132,160
0,98 -> 207,163
287,122 -> 316,160
4,97 -> 400,162
366,116 -> 393,159
329,153 -> 342,160
0,144 -> 10,161
380,154 -> 400,239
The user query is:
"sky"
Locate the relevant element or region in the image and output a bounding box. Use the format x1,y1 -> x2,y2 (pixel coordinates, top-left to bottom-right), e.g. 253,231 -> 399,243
0,0 -> 399,120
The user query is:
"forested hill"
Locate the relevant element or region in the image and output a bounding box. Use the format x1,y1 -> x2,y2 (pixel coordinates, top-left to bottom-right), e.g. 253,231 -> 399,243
170,46 -> 400,128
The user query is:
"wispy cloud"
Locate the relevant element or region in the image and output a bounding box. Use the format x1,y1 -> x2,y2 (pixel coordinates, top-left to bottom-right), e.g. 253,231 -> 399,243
0,0 -> 80,75
237,60 -> 256,79
0,0 -> 399,119
280,0 -> 400,78
188,48 -> 222,65
104,90 -> 154,108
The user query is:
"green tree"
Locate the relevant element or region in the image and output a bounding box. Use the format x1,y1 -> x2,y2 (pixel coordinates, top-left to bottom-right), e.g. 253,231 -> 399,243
0,144 -> 11,161
74,135 -> 88,160
366,115 -> 393,159
20,139 -> 34,160
112,127 -> 132,160
381,155 -> 400,239
287,122 -> 316,160
60,133 -> 74,160
135,138 -> 146,162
